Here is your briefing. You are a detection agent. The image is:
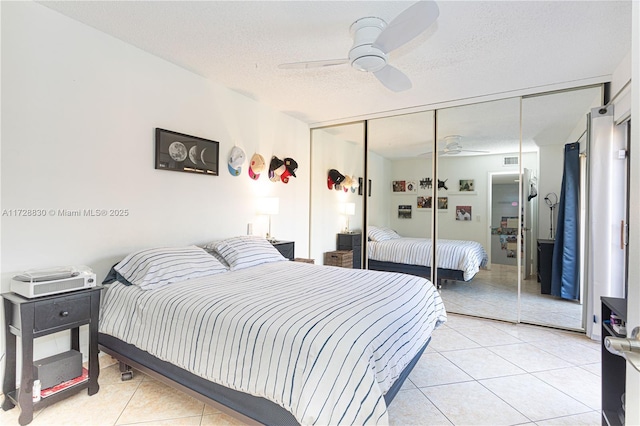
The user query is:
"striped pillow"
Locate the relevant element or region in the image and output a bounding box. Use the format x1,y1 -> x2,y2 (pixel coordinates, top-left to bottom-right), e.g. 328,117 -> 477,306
367,226 -> 401,242
200,242 -> 231,268
214,236 -> 286,271
115,245 -> 228,290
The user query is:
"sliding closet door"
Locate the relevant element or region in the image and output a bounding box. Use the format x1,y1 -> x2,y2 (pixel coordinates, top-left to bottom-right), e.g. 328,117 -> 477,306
366,111 -> 436,274
521,86 -> 602,330
435,98 -> 521,322
309,123 -> 365,266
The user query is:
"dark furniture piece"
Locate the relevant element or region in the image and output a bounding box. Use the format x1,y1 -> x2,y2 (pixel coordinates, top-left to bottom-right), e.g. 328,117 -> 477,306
368,261 -> 464,287
2,287 -> 102,425
271,240 -> 294,260
601,296 -> 627,426
98,333 -> 430,426
537,239 -> 554,294
337,232 -> 362,268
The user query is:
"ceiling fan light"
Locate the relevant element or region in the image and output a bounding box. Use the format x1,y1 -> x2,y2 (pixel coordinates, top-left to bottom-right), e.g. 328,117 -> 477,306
349,45 -> 387,72
352,55 -> 386,72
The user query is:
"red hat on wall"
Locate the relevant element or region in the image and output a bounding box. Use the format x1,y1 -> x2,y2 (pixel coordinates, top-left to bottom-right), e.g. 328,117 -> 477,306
248,153 -> 266,180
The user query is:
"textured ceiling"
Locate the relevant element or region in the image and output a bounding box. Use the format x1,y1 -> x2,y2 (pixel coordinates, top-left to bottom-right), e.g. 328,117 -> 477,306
40,1 -> 631,127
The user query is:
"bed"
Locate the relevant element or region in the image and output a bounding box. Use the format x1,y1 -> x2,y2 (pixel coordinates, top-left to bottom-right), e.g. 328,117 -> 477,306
367,226 -> 488,284
98,237 -> 447,425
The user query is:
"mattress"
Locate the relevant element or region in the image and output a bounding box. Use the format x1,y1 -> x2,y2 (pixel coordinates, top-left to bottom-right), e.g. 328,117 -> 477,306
99,260 -> 447,425
368,237 -> 488,281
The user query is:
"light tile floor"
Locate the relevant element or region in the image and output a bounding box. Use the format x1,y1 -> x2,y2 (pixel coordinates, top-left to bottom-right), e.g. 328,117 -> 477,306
1,314 -> 602,426
440,264 -> 584,331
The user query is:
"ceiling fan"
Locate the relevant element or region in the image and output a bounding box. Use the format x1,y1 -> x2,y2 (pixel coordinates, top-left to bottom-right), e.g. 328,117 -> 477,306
417,136 -> 490,157
441,135 -> 489,155
278,1 -> 440,92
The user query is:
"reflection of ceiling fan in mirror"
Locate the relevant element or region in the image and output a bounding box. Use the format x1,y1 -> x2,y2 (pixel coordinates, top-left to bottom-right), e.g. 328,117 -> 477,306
441,135 -> 489,156
278,1 -> 440,92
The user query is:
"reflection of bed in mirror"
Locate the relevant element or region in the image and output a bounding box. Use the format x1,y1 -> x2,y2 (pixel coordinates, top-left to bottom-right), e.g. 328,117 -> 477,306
98,239 -> 447,425
367,226 -> 488,285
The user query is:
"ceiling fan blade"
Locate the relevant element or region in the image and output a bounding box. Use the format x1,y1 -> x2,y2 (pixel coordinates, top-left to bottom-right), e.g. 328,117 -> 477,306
460,149 -> 490,153
278,59 -> 349,69
373,0 -> 440,54
373,65 -> 412,92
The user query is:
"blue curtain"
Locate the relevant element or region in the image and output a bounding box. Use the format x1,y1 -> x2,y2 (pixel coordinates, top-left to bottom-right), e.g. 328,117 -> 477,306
551,142 -> 580,299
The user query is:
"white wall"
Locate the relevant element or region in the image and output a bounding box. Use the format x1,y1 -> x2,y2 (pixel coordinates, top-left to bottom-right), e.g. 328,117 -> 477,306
538,144 -> 563,239
367,150 -> 392,228
1,2 -> 310,367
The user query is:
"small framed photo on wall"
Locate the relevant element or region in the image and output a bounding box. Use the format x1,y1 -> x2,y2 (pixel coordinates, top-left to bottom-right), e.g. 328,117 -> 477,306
417,196 -> 432,209
459,179 -> 475,192
456,205 -> 472,221
398,205 -> 412,219
392,180 -> 406,193
437,197 -> 448,210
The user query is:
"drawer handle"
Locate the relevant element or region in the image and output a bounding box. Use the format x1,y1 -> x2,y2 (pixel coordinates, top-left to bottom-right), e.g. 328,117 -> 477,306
60,311 -> 69,317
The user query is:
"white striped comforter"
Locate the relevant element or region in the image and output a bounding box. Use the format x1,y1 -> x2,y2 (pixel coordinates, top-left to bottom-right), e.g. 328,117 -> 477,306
368,238 -> 488,281
99,261 -> 446,425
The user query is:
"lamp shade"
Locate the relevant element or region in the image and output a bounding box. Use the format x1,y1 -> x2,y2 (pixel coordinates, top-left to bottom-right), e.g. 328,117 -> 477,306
345,203 -> 356,216
258,197 -> 279,215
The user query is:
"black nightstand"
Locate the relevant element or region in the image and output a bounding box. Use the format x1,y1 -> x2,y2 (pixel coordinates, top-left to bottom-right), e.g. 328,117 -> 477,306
337,233 -> 362,269
272,240 -> 295,260
601,297 -> 627,426
2,287 -> 102,425
537,239 -> 554,294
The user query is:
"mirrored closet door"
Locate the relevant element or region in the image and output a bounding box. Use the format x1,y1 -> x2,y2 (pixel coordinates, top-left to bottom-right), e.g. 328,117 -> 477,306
435,98 -> 522,323
308,84 -> 603,331
310,123 -> 365,266
366,111 -> 436,280
520,85 -> 602,330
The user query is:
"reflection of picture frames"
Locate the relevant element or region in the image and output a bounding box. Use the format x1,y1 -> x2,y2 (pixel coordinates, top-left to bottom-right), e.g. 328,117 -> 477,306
417,196 -> 432,209
358,177 -> 372,196
398,204 -> 412,219
155,128 -> 219,176
459,179 -> 475,192
437,197 -> 448,209
455,205 -> 472,221
392,180 -> 406,192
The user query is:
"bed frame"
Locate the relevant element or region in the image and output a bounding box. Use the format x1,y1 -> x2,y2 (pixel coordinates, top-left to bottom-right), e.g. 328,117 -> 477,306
98,333 -> 430,426
367,260 -> 467,287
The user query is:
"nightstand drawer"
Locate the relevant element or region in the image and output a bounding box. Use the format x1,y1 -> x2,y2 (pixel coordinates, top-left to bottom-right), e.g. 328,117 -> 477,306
337,233 -> 361,248
34,294 -> 91,332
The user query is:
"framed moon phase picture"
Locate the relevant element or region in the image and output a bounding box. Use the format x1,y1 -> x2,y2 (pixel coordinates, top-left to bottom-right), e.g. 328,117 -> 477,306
155,128 -> 219,176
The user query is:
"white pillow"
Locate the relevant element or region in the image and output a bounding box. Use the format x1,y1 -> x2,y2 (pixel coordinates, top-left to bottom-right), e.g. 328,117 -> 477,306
214,236 -> 286,271
115,245 -> 228,290
200,242 -> 231,268
367,226 -> 401,242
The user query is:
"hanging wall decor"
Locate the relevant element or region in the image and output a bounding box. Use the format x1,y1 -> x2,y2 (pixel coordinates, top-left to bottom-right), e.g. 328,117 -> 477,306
417,196 -> 432,209
398,205 -> 412,219
392,180 -> 406,192
437,197 -> 448,209
155,128 -> 219,176
455,205 -> 472,221
419,178 -> 432,189
459,179 -> 474,192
